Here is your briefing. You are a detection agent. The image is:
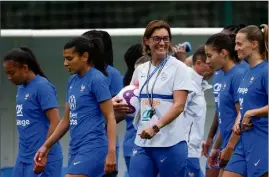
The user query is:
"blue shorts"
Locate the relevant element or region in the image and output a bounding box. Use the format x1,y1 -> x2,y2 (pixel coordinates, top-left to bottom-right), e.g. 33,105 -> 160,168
186,158 -> 205,177
225,130 -> 268,177
12,159 -> 62,177
129,141 -> 187,177
67,146 -> 108,177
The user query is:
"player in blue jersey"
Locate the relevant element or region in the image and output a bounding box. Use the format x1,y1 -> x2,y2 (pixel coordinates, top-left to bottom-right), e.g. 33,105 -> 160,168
34,36 -> 117,177
184,46 -> 213,177
223,24 -> 268,177
202,24 -> 248,177
82,31 -> 123,173
82,30 -> 123,97
3,47 -> 63,177
205,32 -> 245,177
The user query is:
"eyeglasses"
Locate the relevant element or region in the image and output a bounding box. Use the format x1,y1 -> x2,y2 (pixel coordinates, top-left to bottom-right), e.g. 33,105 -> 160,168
150,36 -> 170,43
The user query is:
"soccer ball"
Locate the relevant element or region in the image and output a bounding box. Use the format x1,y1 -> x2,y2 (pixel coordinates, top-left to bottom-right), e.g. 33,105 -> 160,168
117,85 -> 140,117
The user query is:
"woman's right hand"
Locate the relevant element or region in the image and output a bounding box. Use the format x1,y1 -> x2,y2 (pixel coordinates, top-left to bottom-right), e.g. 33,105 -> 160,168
232,117 -> 241,135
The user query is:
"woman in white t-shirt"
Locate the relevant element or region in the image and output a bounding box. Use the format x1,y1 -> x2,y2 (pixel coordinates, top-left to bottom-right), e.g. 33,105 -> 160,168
128,20 -> 193,177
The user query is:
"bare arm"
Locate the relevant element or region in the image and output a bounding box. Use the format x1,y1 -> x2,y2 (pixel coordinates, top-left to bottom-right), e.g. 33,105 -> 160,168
34,103 -> 70,164
201,111 -> 219,157
45,108 -> 61,139
100,100 -> 117,153
156,90 -> 188,129
207,111 -> 219,141
241,105 -> 268,131
249,105 -> 268,117
43,103 -> 70,150
212,131 -> 222,150
226,103 -> 241,149
100,99 -> 117,173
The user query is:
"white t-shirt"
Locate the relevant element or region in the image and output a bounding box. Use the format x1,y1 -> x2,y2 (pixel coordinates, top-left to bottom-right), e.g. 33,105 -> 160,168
131,56 -> 193,147
183,67 -> 211,158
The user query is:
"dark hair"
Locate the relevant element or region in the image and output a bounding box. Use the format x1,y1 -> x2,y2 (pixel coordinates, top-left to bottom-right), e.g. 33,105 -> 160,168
3,46 -> 47,78
82,30 -> 114,66
64,36 -> 108,76
223,24 -> 246,34
205,33 -> 239,63
123,43 -> 143,86
238,24 -> 268,59
143,20 -> 172,56
192,45 -> 206,64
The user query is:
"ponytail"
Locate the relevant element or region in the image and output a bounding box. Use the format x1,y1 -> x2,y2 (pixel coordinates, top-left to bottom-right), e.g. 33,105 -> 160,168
19,47 -> 47,78
82,30 -> 114,66
260,24 -> 268,59
3,46 -> 47,78
227,33 -> 240,63
88,38 -> 108,76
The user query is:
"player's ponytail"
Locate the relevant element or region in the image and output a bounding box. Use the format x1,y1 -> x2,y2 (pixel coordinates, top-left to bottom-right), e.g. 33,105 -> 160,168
88,38 -> 108,76
19,47 -> 47,78
3,47 -> 47,78
227,33 -> 239,63
260,24 -> 268,60
123,43 -> 143,86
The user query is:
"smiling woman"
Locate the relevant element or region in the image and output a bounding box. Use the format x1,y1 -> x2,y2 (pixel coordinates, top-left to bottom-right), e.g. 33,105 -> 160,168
128,20 -> 194,177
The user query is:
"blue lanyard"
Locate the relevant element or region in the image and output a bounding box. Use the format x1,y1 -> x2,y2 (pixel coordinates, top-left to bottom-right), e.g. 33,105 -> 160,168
139,55 -> 169,98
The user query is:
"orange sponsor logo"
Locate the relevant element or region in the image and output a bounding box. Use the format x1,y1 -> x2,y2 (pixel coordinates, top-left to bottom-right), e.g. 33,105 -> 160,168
141,100 -> 161,106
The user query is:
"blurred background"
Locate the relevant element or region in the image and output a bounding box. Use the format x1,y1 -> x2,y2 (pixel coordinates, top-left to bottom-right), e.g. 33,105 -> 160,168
0,1 -> 268,177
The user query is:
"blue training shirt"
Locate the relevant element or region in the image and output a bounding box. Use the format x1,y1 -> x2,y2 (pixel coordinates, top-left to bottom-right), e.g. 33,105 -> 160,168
66,68 -> 111,155
106,65 -> 123,150
238,61 -> 268,138
16,75 -> 62,163
237,60 -> 249,71
106,65 -> 123,97
218,65 -> 245,148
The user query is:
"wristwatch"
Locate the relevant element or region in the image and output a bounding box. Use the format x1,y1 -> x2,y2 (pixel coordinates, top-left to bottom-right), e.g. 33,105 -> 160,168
152,125 -> 160,133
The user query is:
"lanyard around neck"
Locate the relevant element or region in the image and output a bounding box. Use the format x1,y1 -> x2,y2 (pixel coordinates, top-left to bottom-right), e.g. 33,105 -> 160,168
139,56 -> 169,111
